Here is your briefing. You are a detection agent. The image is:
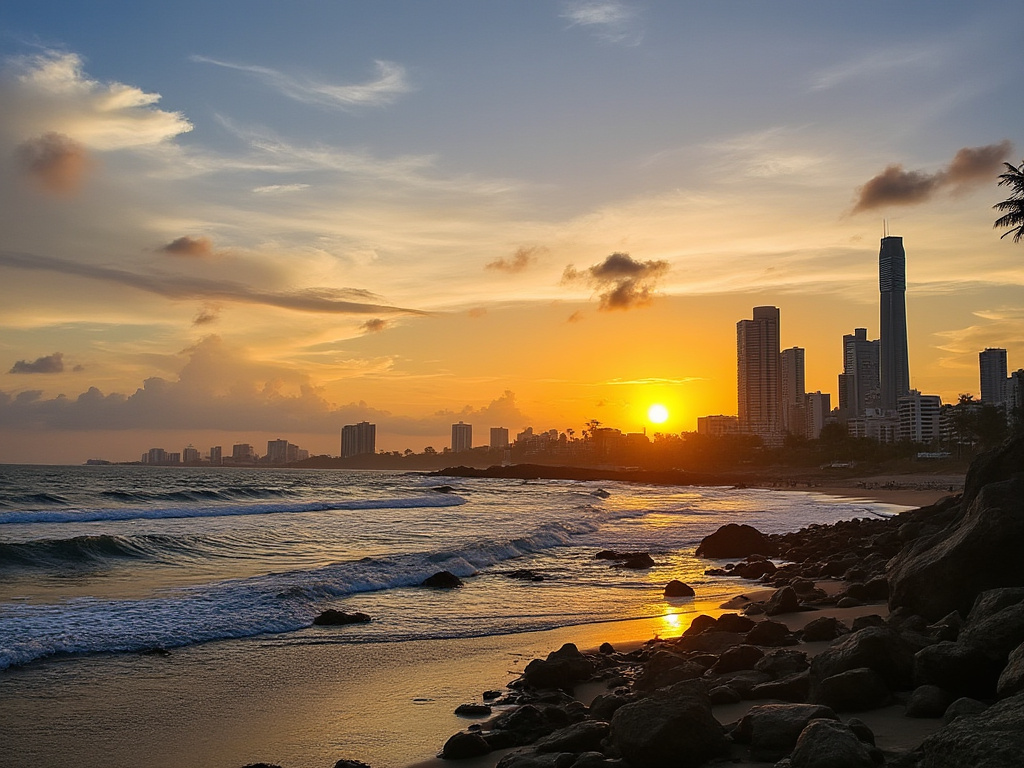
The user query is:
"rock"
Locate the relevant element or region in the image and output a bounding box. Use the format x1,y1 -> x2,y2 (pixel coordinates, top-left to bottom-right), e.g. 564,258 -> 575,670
887,473 -> 1024,621
863,576 -> 890,601
959,591 -> 1024,664
815,667 -> 890,712
312,610 -> 372,626
997,641 -> 1024,698
809,627 -> 915,698
494,754 -> 566,768
766,585 -> 803,616
788,719 -> 876,768
422,571 -> 464,589
507,569 -> 545,581
242,764 -> 285,768
454,703 -> 492,717
334,761 -> 373,768
635,650 -> 704,691
851,615 -> 885,631
913,641 -> 1003,700
683,614 -> 719,635
483,690 -> 503,700
715,613 -> 757,634
749,671 -> 810,702
598,642 -> 615,655
732,703 -> 839,762
534,721 -> 610,753
608,680 -> 728,768
836,597 -> 864,609
709,685 -> 742,704
570,753 -> 625,768
927,611 -> 963,643
754,649 -> 810,678
905,684 -> 955,718
695,523 -> 776,558
664,580 -> 695,597
745,619 -> 797,647
800,616 -> 848,642
942,697 -> 988,723
961,435 -> 1024,509
596,551 -> 655,569
912,690 -> 1024,767
732,558 -> 778,580
441,731 -> 491,759
589,692 -> 631,721
845,718 -> 875,746
523,644 -> 595,691
711,644 -> 764,674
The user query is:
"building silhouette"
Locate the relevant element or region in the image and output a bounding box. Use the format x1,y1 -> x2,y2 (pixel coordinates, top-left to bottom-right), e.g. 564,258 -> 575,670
737,306 -> 781,441
980,348 -> 1008,406
341,422 -> 376,458
209,446 -> 222,466
879,236 -> 911,411
898,390 -> 942,444
451,421 -> 473,452
780,346 -> 806,435
489,427 -> 509,449
838,328 -> 880,420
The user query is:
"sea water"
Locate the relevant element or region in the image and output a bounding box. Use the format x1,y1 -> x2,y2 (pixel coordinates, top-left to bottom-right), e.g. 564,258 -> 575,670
0,464 -> 906,671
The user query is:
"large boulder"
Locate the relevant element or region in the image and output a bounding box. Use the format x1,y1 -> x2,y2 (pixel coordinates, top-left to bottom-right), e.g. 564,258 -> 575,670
732,703 -> 839,762
765,585 -> 803,616
958,591 -> 1024,663
523,644 -> 595,691
422,571 -> 464,588
441,730 -> 491,759
312,610 -> 372,626
887,474 -> 1024,621
961,435 -> 1024,509
608,680 -> 728,768
910,691 -> 1024,767
913,641 -> 1003,700
533,720 -> 610,753
809,627 -> 915,698
996,642 -> 1024,698
695,524 -> 776,558
788,719 -> 876,768
634,650 -> 704,692
815,667 -> 890,712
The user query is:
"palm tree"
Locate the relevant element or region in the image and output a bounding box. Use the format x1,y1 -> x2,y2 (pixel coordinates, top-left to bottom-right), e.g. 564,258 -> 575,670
994,160 -> 1024,243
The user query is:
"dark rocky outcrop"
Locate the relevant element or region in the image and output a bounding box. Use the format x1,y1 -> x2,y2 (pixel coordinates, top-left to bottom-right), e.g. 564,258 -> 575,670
440,730 -> 491,759
663,580 -> 695,597
312,610 -> 372,626
745,619 -> 798,647
422,571 -> 464,589
454,703 -> 492,717
333,760 -> 373,768
996,641 -> 1024,698
905,684 -> 955,718
906,691 -> 1024,767
765,585 -> 803,616
786,719 -> 876,768
815,667 -> 890,712
732,703 -> 839,762
809,626 -> 915,698
608,680 -> 728,768
523,644 -> 596,691
533,720 -> 609,753
695,523 -> 776,558
800,616 -> 848,642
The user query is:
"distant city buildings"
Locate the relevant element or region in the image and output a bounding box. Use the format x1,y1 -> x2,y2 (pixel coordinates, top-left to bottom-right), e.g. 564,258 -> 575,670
341,421 -> 376,458
838,328 -> 880,420
980,348 -> 1009,406
737,305 -> 781,442
451,421 -> 472,452
232,443 -> 256,463
803,391 -> 831,440
780,346 -> 806,435
489,427 -> 509,449
697,415 -> 740,436
879,235 -> 911,411
266,439 -> 307,465
898,390 -> 942,444
210,446 -> 222,466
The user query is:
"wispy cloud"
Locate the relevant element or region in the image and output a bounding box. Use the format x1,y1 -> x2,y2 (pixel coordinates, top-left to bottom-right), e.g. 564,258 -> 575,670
0,250 -> 425,316
561,1 -> 643,45
601,376 -> 705,386
810,46 -> 938,91
191,56 -> 411,109
485,245 -> 546,273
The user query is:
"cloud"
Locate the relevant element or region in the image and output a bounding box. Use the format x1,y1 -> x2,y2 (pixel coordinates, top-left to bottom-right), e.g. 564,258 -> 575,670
161,236 -> 213,257
853,141 -> 1013,213
192,56 -> 410,109
0,250 -> 426,316
562,252 -> 670,310
192,304 -> 221,326
15,132 -> 93,195
9,352 -> 64,374
360,318 -> 388,333
485,245 -> 546,273
468,307 -> 487,319
561,0 -> 643,45
567,310 -> 584,323
252,184 -> 310,194
810,47 -> 937,92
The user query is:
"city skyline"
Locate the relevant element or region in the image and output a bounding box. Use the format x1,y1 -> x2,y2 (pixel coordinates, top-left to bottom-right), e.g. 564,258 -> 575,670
1,2 -> 1023,463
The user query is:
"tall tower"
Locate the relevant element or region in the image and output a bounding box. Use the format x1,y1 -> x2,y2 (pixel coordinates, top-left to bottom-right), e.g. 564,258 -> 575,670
979,348 -> 1008,405
879,236 -> 910,411
839,328 -> 880,419
451,421 -> 473,452
780,347 -> 806,435
341,421 -> 376,458
737,306 -> 781,439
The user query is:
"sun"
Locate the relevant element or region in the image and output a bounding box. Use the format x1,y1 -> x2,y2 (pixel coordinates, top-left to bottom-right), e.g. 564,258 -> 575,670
647,403 -> 669,424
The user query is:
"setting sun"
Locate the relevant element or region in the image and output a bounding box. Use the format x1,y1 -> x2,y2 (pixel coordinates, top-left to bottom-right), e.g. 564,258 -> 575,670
647,404 -> 669,424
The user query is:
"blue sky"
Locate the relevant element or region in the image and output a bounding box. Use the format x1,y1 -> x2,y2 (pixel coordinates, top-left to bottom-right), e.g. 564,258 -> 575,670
1,1 -> 1022,462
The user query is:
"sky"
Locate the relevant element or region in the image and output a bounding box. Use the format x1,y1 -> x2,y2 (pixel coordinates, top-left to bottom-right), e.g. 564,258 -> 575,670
1,1 -> 1022,464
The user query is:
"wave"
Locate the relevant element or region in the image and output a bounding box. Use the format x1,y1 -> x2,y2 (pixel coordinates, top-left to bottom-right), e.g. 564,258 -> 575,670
98,486 -> 294,503
0,494 -> 466,525
0,534 -> 197,569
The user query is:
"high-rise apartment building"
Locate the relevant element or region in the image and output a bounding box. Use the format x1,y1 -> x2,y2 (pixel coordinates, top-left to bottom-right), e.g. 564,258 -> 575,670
266,439 -> 293,465
232,443 -> 256,463
980,348 -> 1008,406
209,446 -> 222,466
489,427 -> 509,449
183,445 -> 201,464
804,391 -> 831,440
898,390 -> 942,444
780,346 -> 806,435
451,421 -> 473,452
737,306 -> 781,440
879,236 -> 911,411
341,421 -> 376,458
839,328 -> 880,420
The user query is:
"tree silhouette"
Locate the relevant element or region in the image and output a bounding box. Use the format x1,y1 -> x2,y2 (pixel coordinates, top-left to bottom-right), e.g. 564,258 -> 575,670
994,160 -> 1024,243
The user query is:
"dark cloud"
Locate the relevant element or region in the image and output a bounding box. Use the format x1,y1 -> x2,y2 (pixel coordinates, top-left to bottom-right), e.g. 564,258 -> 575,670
562,252 -> 669,311
192,304 -> 221,325
853,141 -> 1013,213
162,236 -> 214,257
0,250 -> 426,317
10,352 -> 64,374
485,245 -> 546,273
15,132 -> 93,196
567,310 -> 584,323
360,318 -> 388,333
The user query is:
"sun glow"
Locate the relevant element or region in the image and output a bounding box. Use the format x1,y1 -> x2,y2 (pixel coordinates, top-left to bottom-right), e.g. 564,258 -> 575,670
647,403 -> 669,424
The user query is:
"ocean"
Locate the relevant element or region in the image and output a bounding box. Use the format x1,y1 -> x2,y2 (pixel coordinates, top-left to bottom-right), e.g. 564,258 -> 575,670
0,464 -> 906,671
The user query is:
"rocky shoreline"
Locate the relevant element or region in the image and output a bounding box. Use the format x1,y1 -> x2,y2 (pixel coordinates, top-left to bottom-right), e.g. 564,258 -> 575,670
247,437 -> 1023,768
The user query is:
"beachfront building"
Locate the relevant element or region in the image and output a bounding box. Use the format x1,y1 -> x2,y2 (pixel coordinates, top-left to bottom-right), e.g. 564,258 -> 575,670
341,421 -> 376,458
804,391 -> 831,440
697,415 -> 740,436
209,446 -> 222,466
879,235 -> 911,412
847,409 -> 899,443
898,390 -> 942,444
451,421 -> 472,452
780,347 -> 806,435
737,306 -> 782,445
838,328 -> 880,421
489,427 -> 509,449
980,348 -> 1009,407
231,443 -> 257,463
183,445 -> 201,464
266,439 -> 304,464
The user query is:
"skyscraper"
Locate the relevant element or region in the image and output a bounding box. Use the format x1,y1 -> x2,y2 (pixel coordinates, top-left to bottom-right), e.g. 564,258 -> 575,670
839,328 -> 880,420
341,421 -> 376,458
979,348 -> 1008,405
879,236 -> 910,412
451,421 -> 473,452
737,306 -> 781,439
780,347 -> 805,435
